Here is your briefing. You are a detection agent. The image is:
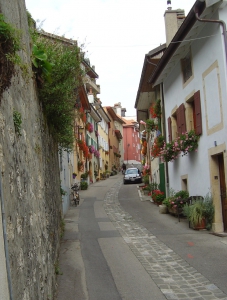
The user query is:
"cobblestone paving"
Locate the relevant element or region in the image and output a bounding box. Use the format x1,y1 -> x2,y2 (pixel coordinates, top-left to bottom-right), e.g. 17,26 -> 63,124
103,180 -> 227,300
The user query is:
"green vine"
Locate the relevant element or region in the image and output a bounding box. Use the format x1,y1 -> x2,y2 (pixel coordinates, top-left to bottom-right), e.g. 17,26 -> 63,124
29,27 -> 83,150
13,109 -> 22,136
0,13 -> 22,99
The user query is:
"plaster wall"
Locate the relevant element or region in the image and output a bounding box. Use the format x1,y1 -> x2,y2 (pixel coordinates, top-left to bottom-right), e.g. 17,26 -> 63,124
163,8 -> 227,197
0,0 -> 62,298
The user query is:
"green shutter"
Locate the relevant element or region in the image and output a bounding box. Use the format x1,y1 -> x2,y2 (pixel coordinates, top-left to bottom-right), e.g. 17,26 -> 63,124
159,163 -> 166,197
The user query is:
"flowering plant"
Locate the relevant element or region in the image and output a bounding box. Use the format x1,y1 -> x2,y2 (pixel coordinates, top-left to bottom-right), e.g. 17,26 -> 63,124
160,141 -> 180,162
94,150 -> 100,158
142,165 -> 150,175
89,145 -> 95,153
152,190 -> 165,202
150,99 -> 161,119
86,122 -> 94,133
178,130 -> 199,155
79,107 -> 86,123
160,130 -> 199,162
145,119 -> 158,133
150,135 -> 165,158
95,130 -> 99,137
77,139 -> 89,158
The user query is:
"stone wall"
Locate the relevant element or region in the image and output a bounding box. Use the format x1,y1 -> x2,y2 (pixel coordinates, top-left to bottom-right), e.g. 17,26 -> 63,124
0,0 -> 62,299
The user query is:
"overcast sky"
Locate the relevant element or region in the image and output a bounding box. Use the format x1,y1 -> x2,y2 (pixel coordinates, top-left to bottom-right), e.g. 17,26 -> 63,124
25,0 -> 196,116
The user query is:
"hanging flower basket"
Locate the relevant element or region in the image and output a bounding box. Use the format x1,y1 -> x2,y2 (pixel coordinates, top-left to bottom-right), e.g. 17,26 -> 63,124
89,145 -> 95,153
94,150 -> 100,158
150,99 -> 161,119
159,130 -> 199,162
85,122 -> 94,133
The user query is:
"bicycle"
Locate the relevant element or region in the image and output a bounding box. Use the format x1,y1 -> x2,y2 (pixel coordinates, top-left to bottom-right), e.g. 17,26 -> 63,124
71,182 -> 80,206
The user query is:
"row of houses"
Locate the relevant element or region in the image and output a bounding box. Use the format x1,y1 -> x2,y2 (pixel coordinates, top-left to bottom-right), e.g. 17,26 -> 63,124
56,38 -> 141,214
135,0 -> 227,233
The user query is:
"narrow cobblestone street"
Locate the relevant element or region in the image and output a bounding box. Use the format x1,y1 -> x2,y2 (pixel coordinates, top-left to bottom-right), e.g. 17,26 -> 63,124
57,175 -> 227,300
104,179 -> 227,300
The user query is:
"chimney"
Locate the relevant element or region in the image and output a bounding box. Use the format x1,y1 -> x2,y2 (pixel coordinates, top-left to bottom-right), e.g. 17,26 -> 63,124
121,108 -> 126,117
164,6 -> 185,47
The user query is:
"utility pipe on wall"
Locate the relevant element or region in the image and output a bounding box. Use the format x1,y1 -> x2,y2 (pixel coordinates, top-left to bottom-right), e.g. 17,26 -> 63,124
194,5 -> 227,68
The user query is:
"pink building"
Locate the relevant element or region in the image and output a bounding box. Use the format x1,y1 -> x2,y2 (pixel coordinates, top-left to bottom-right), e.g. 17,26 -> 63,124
122,119 -> 141,166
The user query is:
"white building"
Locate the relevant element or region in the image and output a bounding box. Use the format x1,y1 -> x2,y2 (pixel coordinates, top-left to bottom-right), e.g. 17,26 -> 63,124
149,0 -> 227,233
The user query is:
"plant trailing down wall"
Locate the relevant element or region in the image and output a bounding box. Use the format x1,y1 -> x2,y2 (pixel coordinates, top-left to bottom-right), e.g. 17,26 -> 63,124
0,13 -> 21,100
29,19 -> 84,150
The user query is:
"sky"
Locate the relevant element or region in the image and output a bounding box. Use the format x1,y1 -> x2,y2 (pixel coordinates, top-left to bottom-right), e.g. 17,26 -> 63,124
25,0 -> 196,116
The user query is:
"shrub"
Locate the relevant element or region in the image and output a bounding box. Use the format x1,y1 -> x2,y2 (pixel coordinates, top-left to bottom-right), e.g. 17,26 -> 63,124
32,31 -> 83,150
143,174 -> 149,184
80,181 -> 88,190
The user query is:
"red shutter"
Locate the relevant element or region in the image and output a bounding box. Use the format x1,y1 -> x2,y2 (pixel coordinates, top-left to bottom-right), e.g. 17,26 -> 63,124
180,103 -> 186,134
177,104 -> 186,135
168,117 -> 172,142
194,90 -> 202,135
176,107 -> 181,136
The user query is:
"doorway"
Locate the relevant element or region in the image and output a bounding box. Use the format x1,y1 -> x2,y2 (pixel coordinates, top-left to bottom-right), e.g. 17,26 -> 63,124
218,154 -> 227,231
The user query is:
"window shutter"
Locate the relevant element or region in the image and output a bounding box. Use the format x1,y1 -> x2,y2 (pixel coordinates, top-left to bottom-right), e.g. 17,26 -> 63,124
168,117 -> 172,142
180,103 -> 186,134
176,107 -> 181,136
194,90 -> 202,135
177,104 -> 186,135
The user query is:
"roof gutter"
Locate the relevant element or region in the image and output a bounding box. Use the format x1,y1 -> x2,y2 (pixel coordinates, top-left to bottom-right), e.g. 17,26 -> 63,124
148,0 -> 206,85
194,5 -> 227,68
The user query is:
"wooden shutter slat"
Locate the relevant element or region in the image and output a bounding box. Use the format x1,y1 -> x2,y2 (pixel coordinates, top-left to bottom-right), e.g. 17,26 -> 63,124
176,107 -> 181,136
177,104 -> 186,135
168,117 -> 172,142
194,90 -> 202,135
181,104 -> 186,134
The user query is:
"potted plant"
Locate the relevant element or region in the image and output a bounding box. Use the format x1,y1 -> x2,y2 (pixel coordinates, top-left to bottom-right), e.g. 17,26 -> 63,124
183,199 -> 209,229
80,181 -> 88,190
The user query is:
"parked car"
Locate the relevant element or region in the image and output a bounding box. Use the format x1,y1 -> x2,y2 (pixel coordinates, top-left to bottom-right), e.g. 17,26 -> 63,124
123,168 -> 142,184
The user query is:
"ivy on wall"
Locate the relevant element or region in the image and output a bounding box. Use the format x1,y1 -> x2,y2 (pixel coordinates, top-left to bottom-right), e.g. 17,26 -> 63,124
28,16 -> 84,150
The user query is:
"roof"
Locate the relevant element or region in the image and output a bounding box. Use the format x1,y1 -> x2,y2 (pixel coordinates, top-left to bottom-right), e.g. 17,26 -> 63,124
122,117 -> 138,127
90,104 -> 102,122
104,106 -> 125,124
83,59 -> 99,79
97,105 -> 111,123
79,85 -> 91,111
148,0 -> 206,86
135,43 -> 166,110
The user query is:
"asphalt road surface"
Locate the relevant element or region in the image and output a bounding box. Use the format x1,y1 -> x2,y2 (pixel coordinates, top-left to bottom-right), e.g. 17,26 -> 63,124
57,174 -> 227,300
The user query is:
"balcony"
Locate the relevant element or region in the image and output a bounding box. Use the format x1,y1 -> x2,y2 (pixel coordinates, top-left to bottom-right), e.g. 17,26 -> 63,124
83,75 -> 100,95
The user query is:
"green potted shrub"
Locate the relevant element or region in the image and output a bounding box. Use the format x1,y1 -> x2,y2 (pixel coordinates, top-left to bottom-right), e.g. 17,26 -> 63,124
80,181 -> 88,190
182,195 -> 214,230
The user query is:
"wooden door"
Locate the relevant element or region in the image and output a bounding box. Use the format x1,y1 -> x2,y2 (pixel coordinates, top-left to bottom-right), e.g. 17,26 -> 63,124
218,154 -> 227,231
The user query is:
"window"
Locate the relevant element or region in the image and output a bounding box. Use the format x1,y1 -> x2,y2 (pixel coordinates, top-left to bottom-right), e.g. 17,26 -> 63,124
181,52 -> 193,83
186,91 -> 202,135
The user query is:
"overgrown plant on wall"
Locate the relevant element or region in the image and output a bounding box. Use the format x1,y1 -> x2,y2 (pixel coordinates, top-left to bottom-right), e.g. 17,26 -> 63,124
0,13 -> 21,99
29,22 -> 84,150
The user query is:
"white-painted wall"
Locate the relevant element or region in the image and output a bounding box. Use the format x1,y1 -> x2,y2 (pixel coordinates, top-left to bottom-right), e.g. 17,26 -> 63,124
163,7 -> 227,195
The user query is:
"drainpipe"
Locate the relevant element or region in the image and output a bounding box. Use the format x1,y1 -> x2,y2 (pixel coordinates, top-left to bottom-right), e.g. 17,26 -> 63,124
161,83 -> 169,197
194,5 -> 227,67
0,171 -> 13,300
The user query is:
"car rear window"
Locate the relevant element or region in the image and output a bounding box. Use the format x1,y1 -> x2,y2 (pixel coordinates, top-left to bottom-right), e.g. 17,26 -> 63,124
126,169 -> 138,174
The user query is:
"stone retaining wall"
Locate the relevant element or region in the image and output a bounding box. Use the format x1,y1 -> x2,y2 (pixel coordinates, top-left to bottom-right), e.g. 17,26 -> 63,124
0,0 -> 62,299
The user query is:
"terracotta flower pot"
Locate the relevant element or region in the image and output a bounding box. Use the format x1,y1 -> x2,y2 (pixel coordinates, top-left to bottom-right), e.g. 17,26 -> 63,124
193,218 -> 206,230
